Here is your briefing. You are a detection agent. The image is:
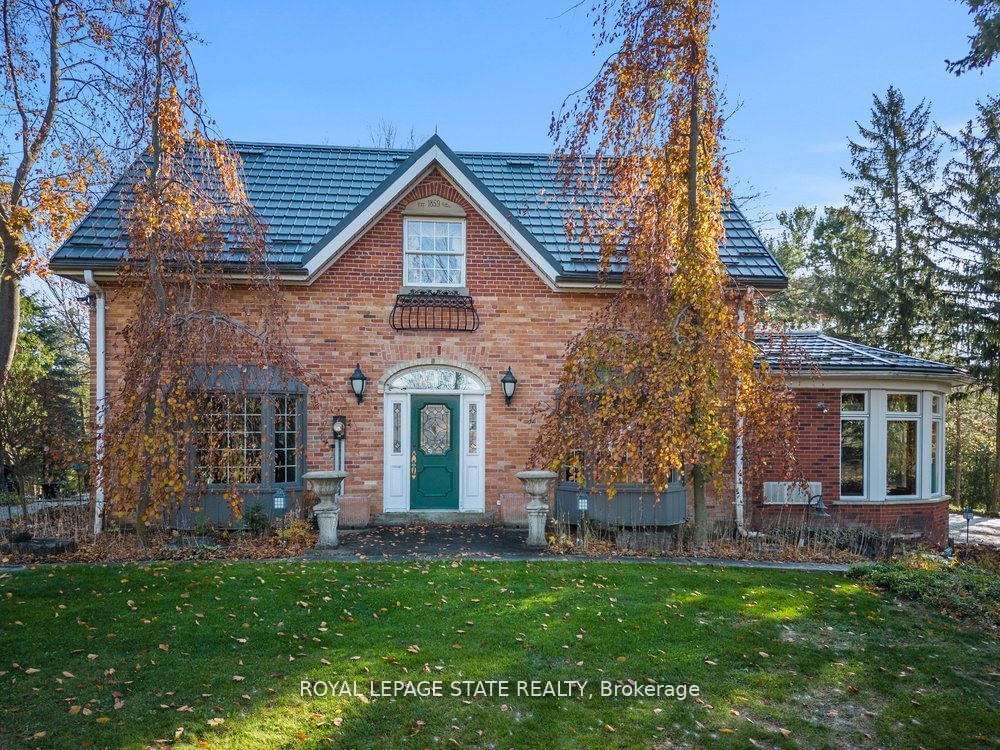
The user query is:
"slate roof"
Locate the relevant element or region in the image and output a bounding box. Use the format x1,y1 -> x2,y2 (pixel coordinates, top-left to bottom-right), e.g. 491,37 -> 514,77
50,136 -> 786,287
758,331 -> 962,376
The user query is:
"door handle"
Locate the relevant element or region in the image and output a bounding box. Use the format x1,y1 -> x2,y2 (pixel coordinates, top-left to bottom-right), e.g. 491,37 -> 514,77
410,451 -> 417,479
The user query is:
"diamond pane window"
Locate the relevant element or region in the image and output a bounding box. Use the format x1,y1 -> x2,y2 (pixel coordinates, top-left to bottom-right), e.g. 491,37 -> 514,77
420,404 -> 451,455
468,402 -> 478,454
392,402 -> 402,454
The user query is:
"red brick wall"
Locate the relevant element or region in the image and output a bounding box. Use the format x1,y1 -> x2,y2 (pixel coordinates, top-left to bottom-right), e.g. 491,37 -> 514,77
90,167 -> 947,545
752,387 -> 948,546
97,168 -> 605,518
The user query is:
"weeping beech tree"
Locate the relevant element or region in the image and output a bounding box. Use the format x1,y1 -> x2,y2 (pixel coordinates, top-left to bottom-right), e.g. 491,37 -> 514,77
533,0 -> 798,545
100,0 -> 316,543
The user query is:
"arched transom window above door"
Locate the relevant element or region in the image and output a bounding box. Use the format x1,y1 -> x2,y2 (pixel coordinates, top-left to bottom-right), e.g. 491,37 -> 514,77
385,366 -> 485,393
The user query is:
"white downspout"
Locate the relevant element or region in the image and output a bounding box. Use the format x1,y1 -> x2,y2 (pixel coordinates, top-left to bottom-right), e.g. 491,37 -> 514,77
735,415 -> 745,533
733,303 -> 765,539
735,306 -> 747,535
84,271 -> 106,534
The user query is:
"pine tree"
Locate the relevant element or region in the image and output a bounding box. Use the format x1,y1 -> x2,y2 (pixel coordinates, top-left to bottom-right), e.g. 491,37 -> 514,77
931,96 -> 1000,513
765,206 -> 819,328
843,86 -> 944,356
947,0 -> 1000,75
806,206 -> 889,344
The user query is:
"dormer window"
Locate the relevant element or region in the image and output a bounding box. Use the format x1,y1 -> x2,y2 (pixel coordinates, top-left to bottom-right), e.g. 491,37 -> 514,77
402,195 -> 467,289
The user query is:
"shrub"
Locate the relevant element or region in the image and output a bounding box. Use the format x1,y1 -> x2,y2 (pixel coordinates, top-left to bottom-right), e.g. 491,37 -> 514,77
278,518 -> 314,547
849,554 -> 1000,628
244,504 -> 271,537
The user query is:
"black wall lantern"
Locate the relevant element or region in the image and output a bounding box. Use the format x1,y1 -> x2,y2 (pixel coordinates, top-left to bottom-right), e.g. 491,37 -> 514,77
350,364 -> 368,404
500,367 -> 518,406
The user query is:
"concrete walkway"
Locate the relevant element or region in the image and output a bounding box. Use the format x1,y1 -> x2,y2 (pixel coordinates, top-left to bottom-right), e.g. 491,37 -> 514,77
949,512 -> 1000,547
296,525 -> 852,572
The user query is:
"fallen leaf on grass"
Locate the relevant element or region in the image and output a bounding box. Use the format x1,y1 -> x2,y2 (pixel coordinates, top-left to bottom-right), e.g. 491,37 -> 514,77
207,718 -> 224,726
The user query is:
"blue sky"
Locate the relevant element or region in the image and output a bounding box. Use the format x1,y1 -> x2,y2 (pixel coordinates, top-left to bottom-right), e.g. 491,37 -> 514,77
186,0 -> 997,230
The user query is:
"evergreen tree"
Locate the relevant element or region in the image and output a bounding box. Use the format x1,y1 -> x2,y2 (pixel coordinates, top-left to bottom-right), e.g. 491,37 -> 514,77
947,0 -> 1000,75
765,206 -> 819,328
806,206 -> 888,344
930,96 -> 1000,513
843,86 -> 945,356
0,294 -> 87,512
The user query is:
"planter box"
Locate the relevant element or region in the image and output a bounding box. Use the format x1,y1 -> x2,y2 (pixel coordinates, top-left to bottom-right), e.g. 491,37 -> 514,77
553,482 -> 687,527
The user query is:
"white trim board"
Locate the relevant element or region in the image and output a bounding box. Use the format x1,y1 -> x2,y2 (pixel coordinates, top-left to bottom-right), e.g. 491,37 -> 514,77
382,391 -> 486,513
301,145 -> 563,290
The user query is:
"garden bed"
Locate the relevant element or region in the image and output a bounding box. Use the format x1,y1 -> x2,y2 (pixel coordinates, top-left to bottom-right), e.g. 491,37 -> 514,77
849,551 -> 1000,629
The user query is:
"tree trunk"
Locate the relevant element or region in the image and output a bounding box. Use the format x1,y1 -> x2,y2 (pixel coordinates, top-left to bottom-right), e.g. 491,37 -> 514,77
686,37 -> 711,546
991,387 -> 1000,515
0,240 -> 20,384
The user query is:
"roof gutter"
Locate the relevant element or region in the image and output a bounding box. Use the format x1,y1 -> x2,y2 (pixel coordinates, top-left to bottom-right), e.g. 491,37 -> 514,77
83,271 -> 106,534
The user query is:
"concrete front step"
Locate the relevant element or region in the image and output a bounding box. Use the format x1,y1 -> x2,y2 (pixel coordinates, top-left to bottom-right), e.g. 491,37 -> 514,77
371,511 -> 497,526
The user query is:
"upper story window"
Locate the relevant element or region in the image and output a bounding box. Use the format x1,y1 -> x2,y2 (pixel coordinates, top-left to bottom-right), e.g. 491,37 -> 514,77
402,195 -> 467,289
404,219 -> 465,287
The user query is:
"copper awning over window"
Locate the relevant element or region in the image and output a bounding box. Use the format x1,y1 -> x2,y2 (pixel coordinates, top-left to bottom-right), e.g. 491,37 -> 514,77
389,289 -> 480,332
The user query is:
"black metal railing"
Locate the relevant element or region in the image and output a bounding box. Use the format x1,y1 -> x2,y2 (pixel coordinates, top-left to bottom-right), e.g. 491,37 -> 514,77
389,289 -> 480,332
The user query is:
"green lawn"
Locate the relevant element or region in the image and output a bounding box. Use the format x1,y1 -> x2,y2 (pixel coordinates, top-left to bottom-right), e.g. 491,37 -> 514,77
1,561 -> 997,750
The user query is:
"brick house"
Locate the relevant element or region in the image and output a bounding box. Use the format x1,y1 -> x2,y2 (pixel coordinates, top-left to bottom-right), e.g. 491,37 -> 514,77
50,135 -> 964,545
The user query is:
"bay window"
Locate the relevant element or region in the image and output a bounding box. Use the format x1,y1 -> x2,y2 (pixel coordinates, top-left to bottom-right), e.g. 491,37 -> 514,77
930,394 -> 944,496
840,392 -> 867,498
886,418 -> 918,496
196,393 -> 304,487
836,388 -> 946,502
885,392 -> 920,497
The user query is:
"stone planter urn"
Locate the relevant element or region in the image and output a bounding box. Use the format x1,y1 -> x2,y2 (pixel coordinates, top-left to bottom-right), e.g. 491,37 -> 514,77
303,470 -> 349,548
516,470 -> 558,548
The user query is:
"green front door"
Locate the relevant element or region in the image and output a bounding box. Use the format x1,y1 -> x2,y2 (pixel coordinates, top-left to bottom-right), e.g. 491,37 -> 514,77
410,395 -> 460,509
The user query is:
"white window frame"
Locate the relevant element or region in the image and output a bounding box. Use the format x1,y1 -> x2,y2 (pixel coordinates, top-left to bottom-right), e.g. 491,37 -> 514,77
403,218 -> 466,289
928,392 -> 945,498
884,391 -> 922,500
839,391 -> 868,499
